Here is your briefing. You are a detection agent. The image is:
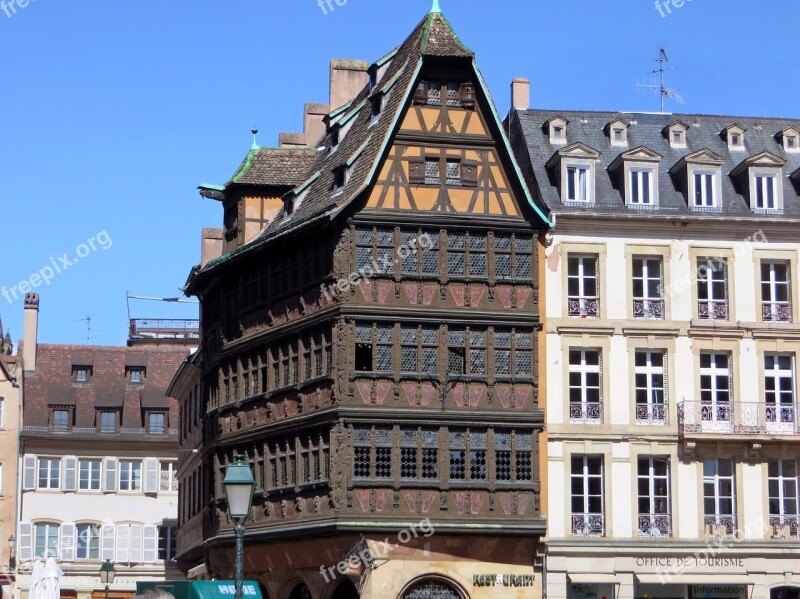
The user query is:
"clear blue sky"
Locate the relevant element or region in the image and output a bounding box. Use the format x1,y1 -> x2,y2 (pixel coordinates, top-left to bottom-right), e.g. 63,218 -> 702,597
1,0 -> 797,346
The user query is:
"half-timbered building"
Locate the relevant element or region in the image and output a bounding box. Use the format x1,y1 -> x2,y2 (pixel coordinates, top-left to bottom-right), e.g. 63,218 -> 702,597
176,5 -> 550,599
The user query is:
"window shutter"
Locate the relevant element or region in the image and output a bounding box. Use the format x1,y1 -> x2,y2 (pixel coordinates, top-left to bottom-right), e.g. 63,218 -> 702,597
459,82 -> 476,109
0,397 -> 4,428
22,455 -> 36,491
18,522 -> 32,562
409,158 -> 425,185
144,459 -> 159,494
413,80 -> 428,105
63,456 -> 78,492
101,524 -> 115,561
143,525 -> 158,563
103,458 -> 117,493
61,522 -> 76,562
462,160 -> 479,187
129,524 -> 144,563
115,524 -> 130,563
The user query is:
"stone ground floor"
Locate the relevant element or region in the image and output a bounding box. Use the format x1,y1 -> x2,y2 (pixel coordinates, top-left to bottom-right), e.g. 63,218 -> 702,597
546,542 -> 800,599
13,565 -> 184,599
205,533 -> 541,599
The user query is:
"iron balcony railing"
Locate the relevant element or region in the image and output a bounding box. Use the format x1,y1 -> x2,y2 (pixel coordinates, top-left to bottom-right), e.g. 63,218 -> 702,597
572,513 -> 605,537
22,425 -> 178,435
698,300 -> 729,321
704,515 -> 737,538
678,401 -> 799,436
569,402 -> 603,424
129,319 -> 200,341
638,514 -> 672,537
762,302 -> 793,323
633,298 -> 665,320
568,296 -> 600,319
636,402 -> 668,425
769,516 -> 799,539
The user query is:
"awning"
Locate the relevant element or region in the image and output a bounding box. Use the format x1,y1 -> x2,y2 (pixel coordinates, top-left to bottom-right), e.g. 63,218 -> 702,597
189,582 -> 262,599
569,574 -> 621,584
636,574 -> 753,585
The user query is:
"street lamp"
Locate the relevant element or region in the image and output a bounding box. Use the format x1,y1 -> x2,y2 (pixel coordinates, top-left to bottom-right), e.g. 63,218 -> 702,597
99,559 -> 116,599
222,454 -> 255,599
7,535 -> 15,568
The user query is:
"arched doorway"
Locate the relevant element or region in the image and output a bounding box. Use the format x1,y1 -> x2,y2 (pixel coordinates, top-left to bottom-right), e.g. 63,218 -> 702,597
402,579 -> 462,599
288,584 -> 312,599
330,579 -> 359,599
771,588 -> 800,599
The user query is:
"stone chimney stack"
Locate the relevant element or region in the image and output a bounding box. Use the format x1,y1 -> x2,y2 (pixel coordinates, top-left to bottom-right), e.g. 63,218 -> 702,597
511,78 -> 530,111
303,103 -> 331,148
329,59 -> 369,112
23,292 -> 39,374
200,228 -> 223,268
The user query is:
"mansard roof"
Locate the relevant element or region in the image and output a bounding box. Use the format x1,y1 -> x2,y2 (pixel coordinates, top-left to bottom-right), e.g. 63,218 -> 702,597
512,110 -> 800,218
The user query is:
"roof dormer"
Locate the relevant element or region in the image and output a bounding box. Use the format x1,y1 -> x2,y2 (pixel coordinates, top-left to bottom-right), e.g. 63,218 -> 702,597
605,119 -> 630,147
669,149 -> 726,210
730,151 -> 787,212
777,126 -> 800,153
545,142 -> 601,205
544,116 -> 569,145
608,146 -> 663,207
663,120 -> 690,149
722,124 -> 747,151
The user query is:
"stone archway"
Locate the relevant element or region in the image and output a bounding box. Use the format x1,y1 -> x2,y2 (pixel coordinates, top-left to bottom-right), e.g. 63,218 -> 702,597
401,579 -> 463,599
771,588 -> 800,599
288,584 -> 312,599
329,579 -> 359,599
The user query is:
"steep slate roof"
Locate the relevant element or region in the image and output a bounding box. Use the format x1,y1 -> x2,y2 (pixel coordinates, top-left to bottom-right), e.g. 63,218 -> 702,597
512,109 -> 800,218
187,8 -> 550,289
23,345 -> 188,432
226,147 -> 319,188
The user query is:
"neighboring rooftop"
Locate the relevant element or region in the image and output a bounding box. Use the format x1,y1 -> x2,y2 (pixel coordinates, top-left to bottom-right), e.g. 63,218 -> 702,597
225,147 -> 319,188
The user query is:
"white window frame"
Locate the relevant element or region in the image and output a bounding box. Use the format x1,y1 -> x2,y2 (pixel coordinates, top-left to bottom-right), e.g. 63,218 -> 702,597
159,461 -> 178,493
634,350 -> 667,424
703,458 -> 736,536
637,457 -> 671,537
570,455 -> 604,537
629,167 -> 656,205
34,522 -> 60,559
564,164 -> 591,203
697,257 -> 729,320
761,260 -> 792,322
119,460 -> 142,492
699,352 -> 732,424
692,171 -> 718,208
786,135 -> 798,152
568,349 -> 602,424
768,459 -> 799,538
632,257 -> 664,320
764,354 -> 796,425
158,525 -> 178,561
75,523 -> 101,560
567,255 -> 599,318
78,459 -> 101,492
37,457 -> 61,490
754,172 -> 780,210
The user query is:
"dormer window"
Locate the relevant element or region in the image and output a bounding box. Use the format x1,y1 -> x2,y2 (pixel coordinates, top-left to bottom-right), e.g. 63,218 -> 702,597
546,142 -> 600,206
128,368 -> 144,384
74,366 -> 91,383
606,119 -> 630,147
330,127 -> 340,152
332,167 -> 346,195
545,117 -> 569,145
664,121 -> 689,148
608,147 -> 663,207
669,149 -> 725,211
370,95 -> 382,125
368,66 -> 378,92
730,151 -> 786,213
778,127 -> 800,153
723,125 -> 746,151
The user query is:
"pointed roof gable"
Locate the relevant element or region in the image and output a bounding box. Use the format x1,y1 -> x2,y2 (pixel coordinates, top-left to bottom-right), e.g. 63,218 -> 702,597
730,150 -> 787,177
421,11 -> 474,58
546,142 -> 601,169
608,146 -> 663,172
669,148 -> 726,174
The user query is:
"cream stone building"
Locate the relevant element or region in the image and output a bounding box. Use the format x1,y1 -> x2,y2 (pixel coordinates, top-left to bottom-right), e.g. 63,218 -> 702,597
0,315 -> 20,599
509,102 -> 800,599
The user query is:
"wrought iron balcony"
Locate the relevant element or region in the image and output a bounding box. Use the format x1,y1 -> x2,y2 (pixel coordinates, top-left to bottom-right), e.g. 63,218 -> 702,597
636,402 -> 668,425
769,516 -> 799,539
678,401 -> 799,436
762,302 -> 793,323
633,298 -> 665,320
572,513 -> 605,537
698,300 -> 729,321
638,514 -> 672,537
129,319 -> 200,343
569,402 -> 603,424
568,297 -> 600,319
704,515 -> 737,538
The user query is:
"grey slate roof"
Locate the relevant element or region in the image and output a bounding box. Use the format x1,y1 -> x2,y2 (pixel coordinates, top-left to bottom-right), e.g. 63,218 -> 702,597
511,109 -> 800,218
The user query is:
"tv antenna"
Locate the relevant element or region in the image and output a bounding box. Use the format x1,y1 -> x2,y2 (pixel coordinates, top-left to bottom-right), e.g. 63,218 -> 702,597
638,46 -> 684,112
75,316 -> 94,344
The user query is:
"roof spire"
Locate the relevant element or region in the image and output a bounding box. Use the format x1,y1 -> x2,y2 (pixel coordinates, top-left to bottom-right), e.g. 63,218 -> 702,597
430,0 -> 441,14
251,125 -> 260,150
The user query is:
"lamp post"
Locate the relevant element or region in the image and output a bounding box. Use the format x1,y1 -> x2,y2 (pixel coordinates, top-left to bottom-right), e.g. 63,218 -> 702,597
222,454 -> 255,599
7,535 -> 15,569
99,559 -> 116,599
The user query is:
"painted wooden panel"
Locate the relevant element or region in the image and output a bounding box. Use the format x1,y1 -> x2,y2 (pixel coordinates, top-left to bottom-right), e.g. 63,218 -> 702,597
400,105 -> 489,136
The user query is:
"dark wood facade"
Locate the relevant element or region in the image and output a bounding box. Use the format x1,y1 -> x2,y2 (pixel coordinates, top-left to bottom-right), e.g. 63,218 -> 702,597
177,8 -> 549,599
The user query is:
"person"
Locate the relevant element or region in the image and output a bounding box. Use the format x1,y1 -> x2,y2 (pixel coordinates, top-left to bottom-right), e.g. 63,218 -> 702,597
134,589 -> 176,599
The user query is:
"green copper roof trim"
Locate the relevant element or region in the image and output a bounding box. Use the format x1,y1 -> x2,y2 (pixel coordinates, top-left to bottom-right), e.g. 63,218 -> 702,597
328,102 -> 352,120
380,65 -> 406,94
293,171 -> 322,196
472,60 -> 553,228
232,149 -> 257,184
346,139 -> 370,168
375,48 -> 398,68
199,183 -> 225,192
339,99 -> 367,126
420,10 -> 472,56
420,13 -> 435,54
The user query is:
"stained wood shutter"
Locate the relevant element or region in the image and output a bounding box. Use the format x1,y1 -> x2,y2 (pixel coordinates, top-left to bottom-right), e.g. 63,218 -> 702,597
63,456 -> 78,492
462,160 -> 479,187
129,524 -> 144,563
409,158 -> 425,185
101,524 -> 115,561
143,459 -> 159,494
22,455 -> 36,491
115,524 -> 130,563
413,80 -> 428,105
143,525 -> 158,563
18,522 -> 32,562
103,458 -> 117,492
459,82 -> 476,109
60,522 -> 76,562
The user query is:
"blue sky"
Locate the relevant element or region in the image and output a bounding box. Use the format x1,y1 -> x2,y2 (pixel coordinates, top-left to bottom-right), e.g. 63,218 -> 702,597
0,0 -> 797,346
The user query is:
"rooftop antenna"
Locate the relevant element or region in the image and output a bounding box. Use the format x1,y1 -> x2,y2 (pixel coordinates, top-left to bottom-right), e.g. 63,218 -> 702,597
638,46 -> 684,112
75,316 -> 94,344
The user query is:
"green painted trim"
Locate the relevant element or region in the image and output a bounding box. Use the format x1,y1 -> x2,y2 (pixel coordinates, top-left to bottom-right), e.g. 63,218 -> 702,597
375,47 -> 398,67
472,60 -> 553,228
328,102 -> 352,120
232,149 -> 257,184
340,99 -> 367,126
380,65 -> 406,94
438,13 -> 473,54
420,13 -> 435,54
199,184 -> 225,191
293,170 -> 322,196
347,140 -> 370,167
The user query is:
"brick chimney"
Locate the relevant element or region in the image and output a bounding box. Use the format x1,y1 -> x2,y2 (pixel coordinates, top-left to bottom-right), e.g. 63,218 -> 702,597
23,292 -> 39,374
329,59 -> 369,112
511,78 -> 530,111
